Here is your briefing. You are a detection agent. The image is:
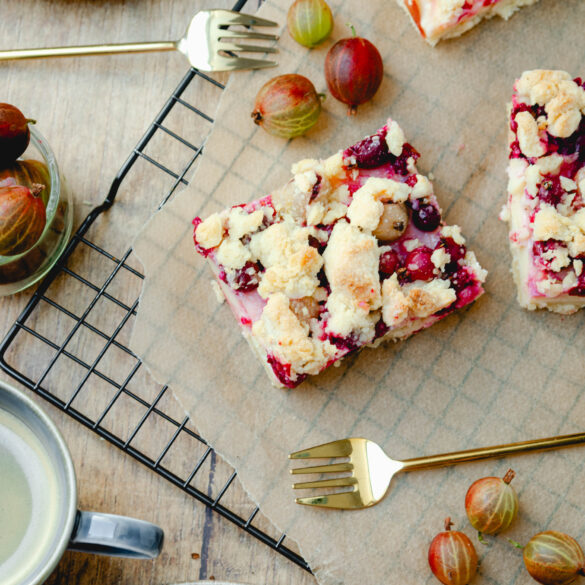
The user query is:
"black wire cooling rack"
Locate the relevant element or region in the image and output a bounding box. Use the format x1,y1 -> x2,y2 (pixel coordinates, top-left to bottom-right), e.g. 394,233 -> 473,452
0,0 -> 310,573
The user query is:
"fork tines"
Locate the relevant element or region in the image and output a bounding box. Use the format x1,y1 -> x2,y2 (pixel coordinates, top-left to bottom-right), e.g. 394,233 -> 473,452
289,439 -> 354,460
289,439 -> 365,508
215,9 -> 279,69
215,10 -> 280,29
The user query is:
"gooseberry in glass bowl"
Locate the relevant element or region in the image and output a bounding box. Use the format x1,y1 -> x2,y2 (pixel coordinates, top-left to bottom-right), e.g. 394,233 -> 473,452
0,125 -> 73,295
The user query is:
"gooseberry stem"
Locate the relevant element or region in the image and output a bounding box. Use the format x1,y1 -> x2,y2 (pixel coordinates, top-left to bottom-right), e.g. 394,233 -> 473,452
30,183 -> 44,198
444,517 -> 453,531
478,532 -> 488,546
503,469 -> 515,484
507,538 -> 524,549
346,23 -> 357,37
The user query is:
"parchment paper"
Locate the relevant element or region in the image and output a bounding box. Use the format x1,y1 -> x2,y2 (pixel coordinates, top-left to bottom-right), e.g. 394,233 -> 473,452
131,1 -> 585,583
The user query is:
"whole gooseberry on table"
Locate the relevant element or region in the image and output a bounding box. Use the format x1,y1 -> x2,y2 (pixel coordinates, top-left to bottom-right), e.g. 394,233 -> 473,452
251,74 -> 322,139
523,531 -> 585,585
465,468 -> 519,537
429,518 -> 478,585
287,0 -> 333,47
0,184 -> 46,256
0,103 -> 34,165
324,25 -> 383,115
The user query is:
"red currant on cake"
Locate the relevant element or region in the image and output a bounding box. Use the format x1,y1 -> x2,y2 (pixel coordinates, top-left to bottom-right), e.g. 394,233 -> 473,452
193,118 -> 487,388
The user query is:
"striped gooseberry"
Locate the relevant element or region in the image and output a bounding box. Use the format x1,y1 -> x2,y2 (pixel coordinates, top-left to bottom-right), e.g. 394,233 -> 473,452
0,159 -> 52,207
524,531 -> 585,585
465,469 -> 519,536
428,518 -> 478,585
251,74 -> 322,139
0,184 -> 46,256
287,0 -> 333,48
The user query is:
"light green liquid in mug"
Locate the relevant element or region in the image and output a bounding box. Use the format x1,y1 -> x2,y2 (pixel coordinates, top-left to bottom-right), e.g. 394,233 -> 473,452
0,408 -> 60,585
0,444 -> 32,563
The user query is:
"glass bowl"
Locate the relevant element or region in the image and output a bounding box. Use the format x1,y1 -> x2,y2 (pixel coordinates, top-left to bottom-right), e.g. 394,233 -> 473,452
0,126 -> 73,296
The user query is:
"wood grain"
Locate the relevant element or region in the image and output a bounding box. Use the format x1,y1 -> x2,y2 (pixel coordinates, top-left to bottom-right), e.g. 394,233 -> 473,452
0,1 -> 315,583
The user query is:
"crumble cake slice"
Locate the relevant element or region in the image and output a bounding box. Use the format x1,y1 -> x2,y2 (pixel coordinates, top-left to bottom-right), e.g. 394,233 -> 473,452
193,118 -> 487,388
398,0 -> 540,46
502,70 -> 585,314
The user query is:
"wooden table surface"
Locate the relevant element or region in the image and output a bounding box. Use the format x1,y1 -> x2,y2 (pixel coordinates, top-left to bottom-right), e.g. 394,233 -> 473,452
0,2 -> 316,584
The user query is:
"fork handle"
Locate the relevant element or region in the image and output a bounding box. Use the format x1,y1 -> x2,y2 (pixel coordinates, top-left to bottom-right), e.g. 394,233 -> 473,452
0,41 -> 177,61
400,431 -> 585,472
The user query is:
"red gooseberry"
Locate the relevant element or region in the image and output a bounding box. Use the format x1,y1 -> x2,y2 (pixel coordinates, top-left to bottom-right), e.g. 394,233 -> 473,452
429,518 -> 478,585
251,74 -> 321,139
324,26 -> 383,115
524,531 -> 585,585
0,183 -> 46,256
465,468 -> 519,536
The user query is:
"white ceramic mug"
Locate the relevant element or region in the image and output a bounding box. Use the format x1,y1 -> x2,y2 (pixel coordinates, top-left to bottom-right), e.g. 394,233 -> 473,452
0,380 -> 164,585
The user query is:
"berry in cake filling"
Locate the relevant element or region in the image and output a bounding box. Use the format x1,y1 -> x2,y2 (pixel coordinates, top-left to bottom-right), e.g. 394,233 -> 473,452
411,199 -> 441,232
228,261 -> 263,292
267,354 -> 307,389
193,117 -> 486,387
440,236 -> 466,266
405,246 -> 435,281
379,249 -> 400,278
344,127 -> 393,169
343,122 -> 420,176
310,174 -> 322,201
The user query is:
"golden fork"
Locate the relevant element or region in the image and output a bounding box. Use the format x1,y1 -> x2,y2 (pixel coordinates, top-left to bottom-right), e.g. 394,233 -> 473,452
289,433 -> 585,509
0,10 -> 279,72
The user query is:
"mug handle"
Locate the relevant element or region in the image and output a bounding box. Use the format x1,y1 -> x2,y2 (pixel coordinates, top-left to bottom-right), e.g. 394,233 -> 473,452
68,511 -> 164,559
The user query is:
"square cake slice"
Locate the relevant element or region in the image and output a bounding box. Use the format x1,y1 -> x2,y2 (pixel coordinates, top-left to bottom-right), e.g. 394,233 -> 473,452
193,118 -> 486,388
502,70 -> 585,314
398,0 -> 539,45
